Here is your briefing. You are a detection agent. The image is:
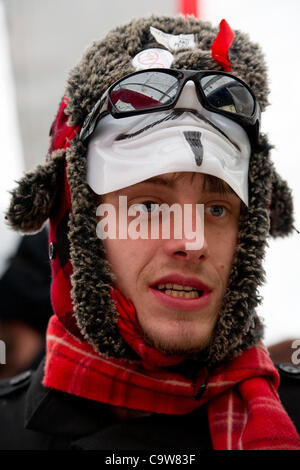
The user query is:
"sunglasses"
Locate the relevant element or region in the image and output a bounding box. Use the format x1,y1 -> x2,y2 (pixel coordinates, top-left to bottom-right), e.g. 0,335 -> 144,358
79,68 -> 261,146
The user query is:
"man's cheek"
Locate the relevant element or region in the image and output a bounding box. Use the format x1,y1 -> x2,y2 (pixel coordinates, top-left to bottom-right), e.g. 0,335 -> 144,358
103,240 -> 136,285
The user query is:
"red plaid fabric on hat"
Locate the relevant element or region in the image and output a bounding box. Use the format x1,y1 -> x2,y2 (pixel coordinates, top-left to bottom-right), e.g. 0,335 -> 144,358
48,96 -> 83,340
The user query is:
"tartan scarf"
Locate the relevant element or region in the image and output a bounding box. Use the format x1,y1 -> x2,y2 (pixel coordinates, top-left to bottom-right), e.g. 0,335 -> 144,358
43,289 -> 300,450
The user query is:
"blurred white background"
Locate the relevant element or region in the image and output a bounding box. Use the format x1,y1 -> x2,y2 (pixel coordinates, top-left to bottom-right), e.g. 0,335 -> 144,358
0,0 -> 299,347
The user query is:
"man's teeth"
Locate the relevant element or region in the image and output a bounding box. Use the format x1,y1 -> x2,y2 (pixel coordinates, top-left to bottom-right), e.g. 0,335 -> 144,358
157,283 -> 196,291
157,283 -> 203,298
164,290 -> 200,298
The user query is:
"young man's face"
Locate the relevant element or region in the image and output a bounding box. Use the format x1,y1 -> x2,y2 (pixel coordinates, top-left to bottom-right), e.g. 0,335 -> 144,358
100,172 -> 241,354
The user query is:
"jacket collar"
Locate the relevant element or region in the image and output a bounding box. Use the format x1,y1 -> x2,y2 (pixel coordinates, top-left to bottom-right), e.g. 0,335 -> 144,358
24,359 -> 212,450
25,358 -> 113,438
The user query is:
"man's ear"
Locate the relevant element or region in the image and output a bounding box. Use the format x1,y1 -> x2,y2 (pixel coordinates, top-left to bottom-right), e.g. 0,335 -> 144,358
269,169 -> 294,237
5,150 -> 65,234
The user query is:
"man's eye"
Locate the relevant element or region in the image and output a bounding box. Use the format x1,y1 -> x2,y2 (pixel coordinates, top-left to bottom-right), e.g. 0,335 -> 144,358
205,205 -> 227,217
132,202 -> 159,213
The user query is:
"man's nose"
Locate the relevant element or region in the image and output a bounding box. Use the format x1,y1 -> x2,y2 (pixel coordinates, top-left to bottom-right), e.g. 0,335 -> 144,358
174,80 -> 205,114
161,204 -> 209,264
163,234 -> 209,264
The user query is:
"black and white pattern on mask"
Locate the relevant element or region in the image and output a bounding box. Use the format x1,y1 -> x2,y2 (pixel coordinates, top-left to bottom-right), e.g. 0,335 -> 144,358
183,130 -> 203,166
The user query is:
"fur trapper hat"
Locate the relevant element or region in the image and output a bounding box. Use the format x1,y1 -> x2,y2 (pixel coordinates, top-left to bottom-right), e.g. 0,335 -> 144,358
6,15 -> 294,368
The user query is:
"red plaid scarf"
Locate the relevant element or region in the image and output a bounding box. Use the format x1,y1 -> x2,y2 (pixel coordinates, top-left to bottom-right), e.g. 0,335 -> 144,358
43,289 -> 300,450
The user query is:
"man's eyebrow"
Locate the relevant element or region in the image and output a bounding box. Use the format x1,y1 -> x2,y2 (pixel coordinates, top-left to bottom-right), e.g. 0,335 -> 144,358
140,176 -> 176,188
137,175 -> 237,195
113,174 -> 237,198
113,176 -> 174,196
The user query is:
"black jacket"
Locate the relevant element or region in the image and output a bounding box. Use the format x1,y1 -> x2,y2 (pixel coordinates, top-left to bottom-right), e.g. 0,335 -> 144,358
0,359 -> 299,451
0,359 -> 212,450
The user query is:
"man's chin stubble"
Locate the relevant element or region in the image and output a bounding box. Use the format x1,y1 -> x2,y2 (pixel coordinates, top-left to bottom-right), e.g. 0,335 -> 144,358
141,329 -> 211,356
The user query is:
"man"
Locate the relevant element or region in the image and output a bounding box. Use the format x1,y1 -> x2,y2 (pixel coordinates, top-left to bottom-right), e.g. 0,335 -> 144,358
1,15 -> 300,450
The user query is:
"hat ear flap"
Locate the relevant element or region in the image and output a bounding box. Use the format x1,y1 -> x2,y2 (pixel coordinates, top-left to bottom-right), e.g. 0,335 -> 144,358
6,150 -> 65,234
269,169 -> 294,237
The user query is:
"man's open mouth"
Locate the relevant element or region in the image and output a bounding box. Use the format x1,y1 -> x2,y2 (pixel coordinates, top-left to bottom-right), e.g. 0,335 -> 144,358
149,275 -> 212,310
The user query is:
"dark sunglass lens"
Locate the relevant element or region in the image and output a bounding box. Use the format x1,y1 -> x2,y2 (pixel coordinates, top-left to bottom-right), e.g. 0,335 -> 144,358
200,75 -> 255,116
110,71 -> 179,113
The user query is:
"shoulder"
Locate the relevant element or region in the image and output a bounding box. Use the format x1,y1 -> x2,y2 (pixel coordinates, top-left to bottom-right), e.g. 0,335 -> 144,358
0,369 -> 34,449
0,369 -> 51,450
0,369 -> 33,398
276,363 -> 300,434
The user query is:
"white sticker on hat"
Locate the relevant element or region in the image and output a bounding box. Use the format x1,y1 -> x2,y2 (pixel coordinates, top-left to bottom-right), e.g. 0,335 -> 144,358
150,26 -> 195,51
132,48 -> 174,70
